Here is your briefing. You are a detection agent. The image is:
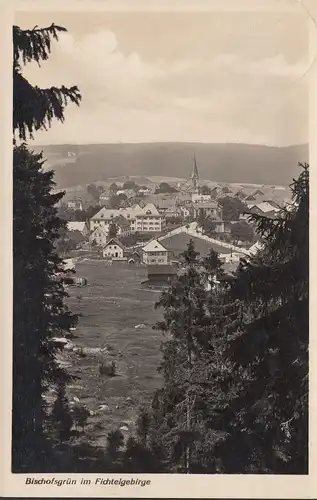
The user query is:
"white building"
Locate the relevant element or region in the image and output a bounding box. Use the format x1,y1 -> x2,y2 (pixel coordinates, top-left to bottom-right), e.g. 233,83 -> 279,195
192,193 -> 213,204
134,203 -> 165,233
89,226 -> 108,246
67,199 -> 83,211
102,239 -> 125,259
90,203 -> 165,234
138,187 -> 152,195
142,239 -> 168,265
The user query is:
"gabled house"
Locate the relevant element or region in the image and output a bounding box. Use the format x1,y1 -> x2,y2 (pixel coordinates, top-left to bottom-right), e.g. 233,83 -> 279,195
193,200 -> 222,220
89,226 -> 108,246
142,239 -> 168,265
165,206 -> 181,218
247,201 -> 281,214
67,221 -> 90,236
245,194 -> 256,202
102,238 -> 125,259
253,189 -> 265,196
234,190 -> 247,200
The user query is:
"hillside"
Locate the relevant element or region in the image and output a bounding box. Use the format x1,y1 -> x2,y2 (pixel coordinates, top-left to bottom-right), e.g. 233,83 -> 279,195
31,142 -> 309,189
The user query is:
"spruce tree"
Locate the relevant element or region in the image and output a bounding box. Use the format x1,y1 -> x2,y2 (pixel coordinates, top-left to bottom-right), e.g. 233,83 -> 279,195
215,164 -> 309,473
148,240 -> 234,472
12,24 -> 81,471
51,381 -> 73,442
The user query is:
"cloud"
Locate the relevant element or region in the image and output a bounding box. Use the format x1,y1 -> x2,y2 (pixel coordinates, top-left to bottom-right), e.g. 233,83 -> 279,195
23,28 -> 308,146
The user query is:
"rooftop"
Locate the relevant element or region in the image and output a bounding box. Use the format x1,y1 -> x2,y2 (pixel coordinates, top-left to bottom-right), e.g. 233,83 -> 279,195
103,238 -> 125,249
142,239 -> 167,253
67,221 -> 86,232
160,232 -> 232,256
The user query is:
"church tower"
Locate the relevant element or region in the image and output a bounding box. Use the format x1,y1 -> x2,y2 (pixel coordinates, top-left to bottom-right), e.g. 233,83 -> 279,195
191,155 -> 199,193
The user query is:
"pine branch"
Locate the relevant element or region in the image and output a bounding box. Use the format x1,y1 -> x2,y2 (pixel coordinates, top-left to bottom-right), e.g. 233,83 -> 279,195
13,24 -> 67,69
13,71 -> 82,140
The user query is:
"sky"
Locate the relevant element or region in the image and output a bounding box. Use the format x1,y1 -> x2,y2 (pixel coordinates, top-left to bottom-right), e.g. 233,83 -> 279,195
15,6 -> 311,146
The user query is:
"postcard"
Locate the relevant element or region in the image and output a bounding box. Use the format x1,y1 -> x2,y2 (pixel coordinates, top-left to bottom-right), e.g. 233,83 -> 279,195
1,0 -> 316,497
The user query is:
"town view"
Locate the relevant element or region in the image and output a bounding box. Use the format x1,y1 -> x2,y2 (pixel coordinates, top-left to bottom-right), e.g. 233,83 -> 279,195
12,6 -> 309,477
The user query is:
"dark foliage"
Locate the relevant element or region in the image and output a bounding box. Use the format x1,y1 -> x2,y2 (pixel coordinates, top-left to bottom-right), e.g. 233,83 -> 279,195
214,164 -> 309,473
12,23 -> 81,471
13,24 -> 81,141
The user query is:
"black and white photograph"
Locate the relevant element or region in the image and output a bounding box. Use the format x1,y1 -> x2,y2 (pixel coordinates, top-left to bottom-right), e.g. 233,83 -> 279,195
4,0 -> 314,494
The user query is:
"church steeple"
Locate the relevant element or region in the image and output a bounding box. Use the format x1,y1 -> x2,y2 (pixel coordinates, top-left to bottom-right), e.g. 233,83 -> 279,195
191,154 -> 199,193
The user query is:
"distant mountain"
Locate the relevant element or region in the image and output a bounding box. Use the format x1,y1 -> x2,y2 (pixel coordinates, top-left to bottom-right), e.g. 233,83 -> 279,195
32,142 -> 308,189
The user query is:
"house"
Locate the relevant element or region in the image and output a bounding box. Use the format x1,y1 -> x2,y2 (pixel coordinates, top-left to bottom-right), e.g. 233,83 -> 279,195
127,250 -> 142,264
99,192 -> 111,206
67,199 -> 83,211
138,187 -> 151,195
247,201 -> 281,214
112,215 -> 132,237
67,221 -> 90,236
102,238 -> 125,259
133,203 -> 165,233
245,194 -> 256,202
89,226 -> 108,246
193,200 -> 223,220
146,264 -> 178,286
164,206 -> 181,218
142,239 -> 168,265
235,190 -> 247,200
252,188 -> 265,197
90,208 -> 122,231
192,193 -> 213,204
90,203 -> 165,234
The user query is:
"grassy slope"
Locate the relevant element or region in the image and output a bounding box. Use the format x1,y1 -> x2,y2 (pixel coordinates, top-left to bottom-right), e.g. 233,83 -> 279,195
64,260 -> 163,446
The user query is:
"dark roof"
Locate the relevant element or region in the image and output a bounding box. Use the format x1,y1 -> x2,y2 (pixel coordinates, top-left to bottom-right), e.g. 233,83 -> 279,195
113,215 -> 130,227
160,232 -> 232,256
103,238 -> 125,249
147,264 -> 177,275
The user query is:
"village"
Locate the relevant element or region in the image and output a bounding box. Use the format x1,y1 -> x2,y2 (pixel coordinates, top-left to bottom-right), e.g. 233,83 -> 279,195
59,158 -> 291,289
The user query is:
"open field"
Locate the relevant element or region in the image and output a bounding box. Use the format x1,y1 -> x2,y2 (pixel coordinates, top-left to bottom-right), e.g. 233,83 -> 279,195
62,260 -> 164,446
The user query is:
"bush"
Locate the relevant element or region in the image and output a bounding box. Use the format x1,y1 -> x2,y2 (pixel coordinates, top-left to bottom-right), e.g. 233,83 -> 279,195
71,404 -> 90,431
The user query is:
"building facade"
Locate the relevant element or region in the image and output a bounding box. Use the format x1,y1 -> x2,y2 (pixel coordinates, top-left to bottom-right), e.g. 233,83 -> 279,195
89,226 -> 108,246
142,239 -> 168,265
90,203 -> 165,234
102,238 -> 125,259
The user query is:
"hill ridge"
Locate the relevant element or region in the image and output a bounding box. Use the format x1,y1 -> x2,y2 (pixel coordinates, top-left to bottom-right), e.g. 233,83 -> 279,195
32,142 -> 308,188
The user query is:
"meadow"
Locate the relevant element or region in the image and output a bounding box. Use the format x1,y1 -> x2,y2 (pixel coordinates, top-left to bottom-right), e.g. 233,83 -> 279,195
63,259 -> 164,446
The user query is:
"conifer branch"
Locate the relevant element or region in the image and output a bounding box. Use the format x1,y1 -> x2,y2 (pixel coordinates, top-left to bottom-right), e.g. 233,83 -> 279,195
13,24 -> 67,69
